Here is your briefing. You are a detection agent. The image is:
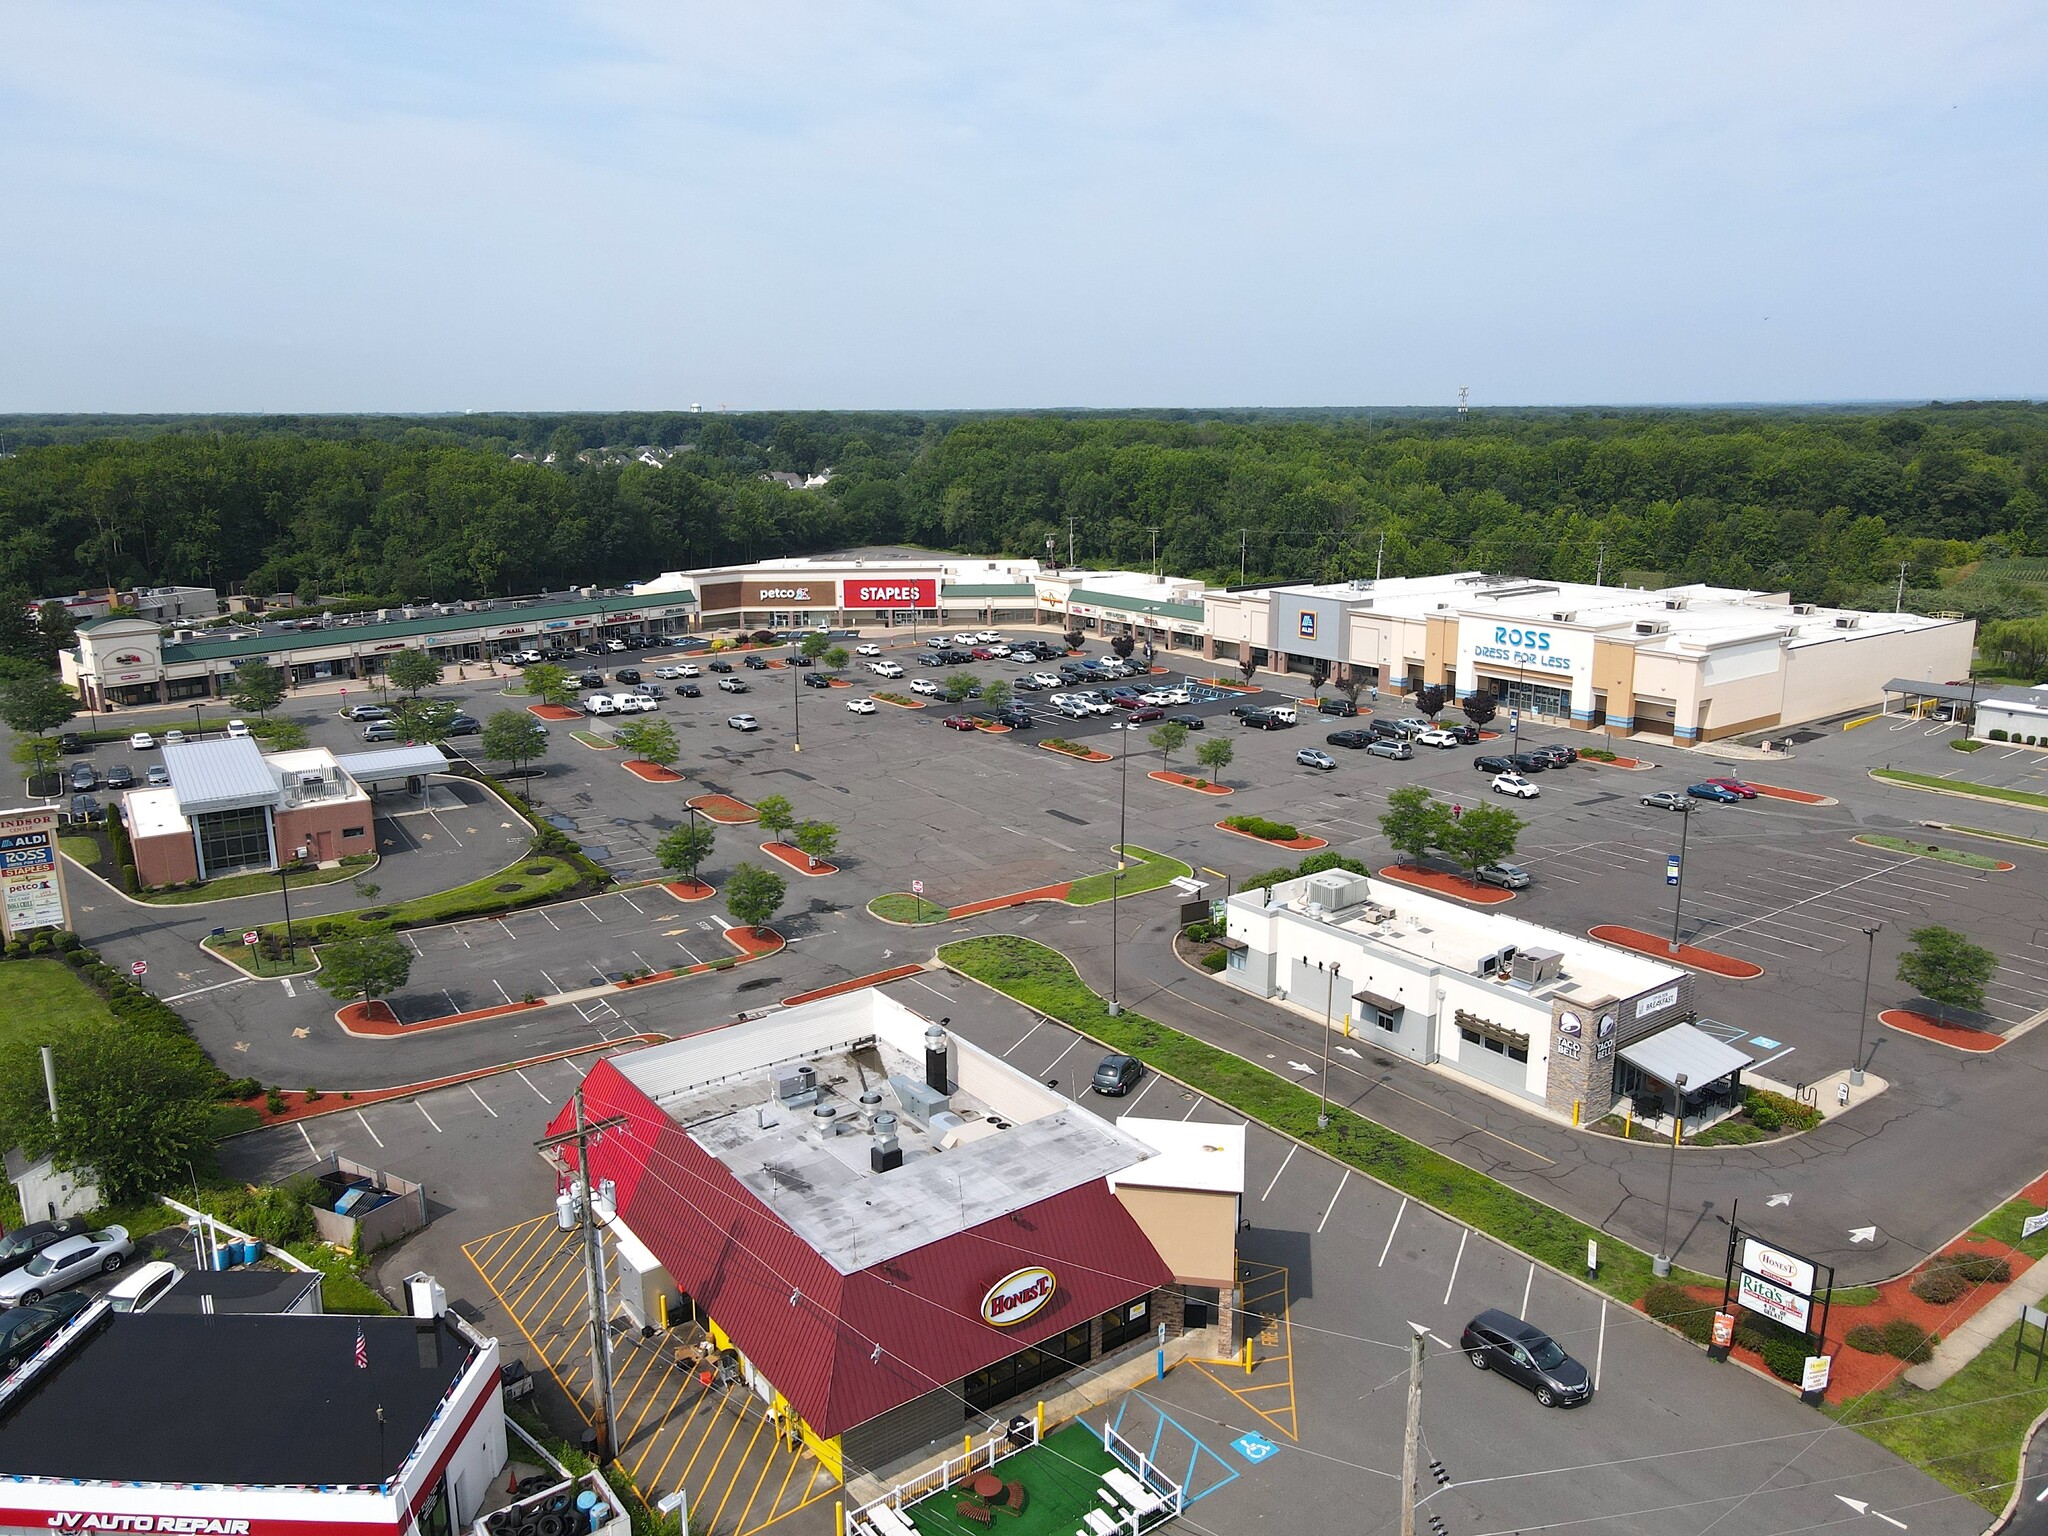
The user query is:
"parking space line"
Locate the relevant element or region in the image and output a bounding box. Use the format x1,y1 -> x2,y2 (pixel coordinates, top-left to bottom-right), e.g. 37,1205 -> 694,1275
356,1110 -> 384,1148
418,1100 -> 443,1133
1124,1072 -> 1159,1113
476,1216 -> 551,1279
1001,1018 -> 1046,1058
516,1068 -> 552,1100
1442,1228 -> 1467,1306
1260,1144 -> 1297,1201
619,893 -> 644,915
1316,1170 -> 1350,1234
1378,1198 -> 1407,1266
297,1121 -> 318,1160
582,900 -> 606,923
1595,1300 -> 1607,1390
1182,1096 -> 1205,1120
470,1085 -> 499,1117
1521,1261 -> 1535,1317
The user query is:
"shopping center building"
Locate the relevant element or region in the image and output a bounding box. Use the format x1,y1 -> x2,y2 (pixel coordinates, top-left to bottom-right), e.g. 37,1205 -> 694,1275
550,990 -> 1228,1480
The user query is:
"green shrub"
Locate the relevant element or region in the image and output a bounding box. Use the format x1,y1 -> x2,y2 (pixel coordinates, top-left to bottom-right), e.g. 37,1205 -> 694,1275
1989,729 -> 2009,742
264,1087 -> 287,1115
1224,814 -> 1301,842
1880,1318 -> 1937,1363
1952,739 -> 1985,753
223,1076 -> 262,1100
1912,1267 -> 1968,1304
1201,950 -> 1227,972
1742,1087 -> 1822,1134
1845,1323 -> 1887,1353
1912,1253 -> 2012,1303
1642,1283 -> 1715,1345
199,1178 -> 318,1245
1758,1335 -> 1811,1382
1951,1252 -> 2013,1284
1295,851 -> 1368,877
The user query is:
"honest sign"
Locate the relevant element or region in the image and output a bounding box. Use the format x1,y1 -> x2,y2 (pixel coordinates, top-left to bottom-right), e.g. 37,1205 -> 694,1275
980,1266 -> 1057,1327
1737,1238 -> 1816,1331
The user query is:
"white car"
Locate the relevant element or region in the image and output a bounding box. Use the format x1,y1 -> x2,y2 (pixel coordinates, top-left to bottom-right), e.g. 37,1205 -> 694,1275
1028,673 -> 1062,689
677,663 -> 699,677
1416,729 -> 1461,749
584,695 -> 619,716
605,639 -> 627,652
868,660 -> 904,679
910,678 -> 942,697
163,728 -> 186,745
1155,687 -> 1192,706
975,631 -> 1002,643
1491,772 -> 1540,799
986,645 -> 1011,658
951,632 -> 977,644
0,1226 -> 131,1306
926,636 -> 949,649
846,697 -> 877,715
726,714 -> 760,731
855,644 -> 882,657
225,719 -> 251,739
128,731 -> 155,751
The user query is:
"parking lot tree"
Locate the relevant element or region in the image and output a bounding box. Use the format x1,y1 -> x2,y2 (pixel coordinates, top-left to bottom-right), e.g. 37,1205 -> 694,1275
1897,925 -> 1998,1020
1440,801 -> 1524,884
981,678 -> 1012,713
1063,628 -> 1085,653
1195,734 -> 1234,785
249,718 -> 308,750
390,697 -> 457,744
1337,672 -> 1368,709
799,631 -> 831,661
387,647 -> 443,698
1149,720 -> 1189,769
227,659 -> 287,720
522,662 -> 576,708
34,601 -> 79,664
1309,660 -> 1331,694
792,819 -> 839,870
0,1020 -> 216,1205
1111,634 -> 1136,661
1461,692 -> 1498,729
1236,653 -> 1259,683
319,934 -> 414,1004
11,735 -> 57,778
613,718 -> 680,770
725,860 -> 787,935
754,793 -> 796,845
0,672 -> 77,742
482,710 -> 549,790
945,671 -> 983,704
1380,784 -> 1451,866
657,818 -> 716,886
824,646 -> 850,673
1416,683 -> 1450,721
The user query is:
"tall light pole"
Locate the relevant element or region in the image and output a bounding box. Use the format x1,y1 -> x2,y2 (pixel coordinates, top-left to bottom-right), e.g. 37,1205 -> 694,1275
1316,959 -> 1341,1129
1109,727 -> 1129,1016
1852,923 -> 1881,1086
791,647 -> 802,753
1651,1071 -> 1689,1278
1667,802 -> 1694,956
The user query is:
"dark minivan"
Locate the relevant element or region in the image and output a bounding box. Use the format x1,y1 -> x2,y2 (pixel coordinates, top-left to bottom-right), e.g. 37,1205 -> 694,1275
1091,1054 -> 1144,1095
1461,1309 -> 1592,1408
1318,698 -> 1358,717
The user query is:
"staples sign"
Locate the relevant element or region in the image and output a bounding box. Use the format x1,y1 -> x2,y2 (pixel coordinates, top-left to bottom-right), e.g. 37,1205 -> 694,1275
980,1266 -> 1057,1327
843,578 -> 935,609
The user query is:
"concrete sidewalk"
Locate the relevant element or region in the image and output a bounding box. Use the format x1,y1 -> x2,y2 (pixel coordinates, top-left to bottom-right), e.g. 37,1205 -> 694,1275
1905,1258 -> 2048,1390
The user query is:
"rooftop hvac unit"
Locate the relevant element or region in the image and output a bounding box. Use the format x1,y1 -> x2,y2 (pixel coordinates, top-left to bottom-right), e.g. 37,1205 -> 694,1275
1835,615 -> 1861,629
1511,947 -> 1564,986
1664,597 -> 1689,610
1792,603 -> 1817,616
773,1064 -> 817,1105
1634,621 -> 1668,636
807,1104 -> 843,1141
1479,945 -> 1519,977
1551,612 -> 1576,623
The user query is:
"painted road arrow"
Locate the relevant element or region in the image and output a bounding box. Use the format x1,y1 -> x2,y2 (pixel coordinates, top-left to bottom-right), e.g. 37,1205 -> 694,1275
1333,1045 -> 1362,1058
1767,1193 -> 1791,1207
1850,1226 -> 1879,1243
1286,1061 -> 1317,1075
1835,1494 -> 1907,1527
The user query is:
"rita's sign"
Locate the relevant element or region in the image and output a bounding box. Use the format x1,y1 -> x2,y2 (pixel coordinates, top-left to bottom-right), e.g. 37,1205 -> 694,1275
980,1267 -> 1057,1327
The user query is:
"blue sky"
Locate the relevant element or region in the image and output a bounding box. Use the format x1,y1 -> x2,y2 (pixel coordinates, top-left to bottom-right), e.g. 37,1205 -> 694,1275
2,2 -> 2043,410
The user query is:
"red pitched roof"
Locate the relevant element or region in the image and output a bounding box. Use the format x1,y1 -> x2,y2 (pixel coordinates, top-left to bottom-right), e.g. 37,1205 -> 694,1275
557,1056 -> 1170,1438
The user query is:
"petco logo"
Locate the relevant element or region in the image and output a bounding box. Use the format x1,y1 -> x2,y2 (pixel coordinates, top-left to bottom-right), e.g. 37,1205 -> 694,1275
756,587 -> 811,601
980,1266 -> 1057,1327
49,1518 -> 253,1535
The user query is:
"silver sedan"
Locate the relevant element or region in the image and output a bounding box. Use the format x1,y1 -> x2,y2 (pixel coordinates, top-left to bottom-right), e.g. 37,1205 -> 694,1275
0,1227 -> 132,1306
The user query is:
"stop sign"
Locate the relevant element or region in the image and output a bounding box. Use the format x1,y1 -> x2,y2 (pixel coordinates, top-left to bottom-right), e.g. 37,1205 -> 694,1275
243,931 -> 259,946
130,960 -> 147,977
912,879 -> 925,895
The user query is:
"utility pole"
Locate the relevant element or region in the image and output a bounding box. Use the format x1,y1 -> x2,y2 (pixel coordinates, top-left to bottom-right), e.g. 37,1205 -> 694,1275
1399,1324 -> 1426,1536
1316,960 -> 1341,1129
1895,561 -> 1909,613
538,1094 -> 628,1462
1594,540 -> 1606,587
1852,923 -> 1881,1086
1239,529 -> 1248,585
1668,801 -> 1693,956
1374,530 -> 1386,583
1145,526 -> 1161,578
1109,729 -> 1129,1016
1067,517 -> 1078,570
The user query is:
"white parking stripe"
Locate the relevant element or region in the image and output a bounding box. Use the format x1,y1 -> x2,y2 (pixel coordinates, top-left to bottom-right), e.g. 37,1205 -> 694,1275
1261,1144 -> 1297,1202
356,1110 -> 384,1148
1317,1170 -> 1350,1235
515,1069 -> 551,1100
418,1101 -> 443,1133
469,1085 -> 499,1117
1442,1228 -> 1468,1306
1377,1198 -> 1407,1266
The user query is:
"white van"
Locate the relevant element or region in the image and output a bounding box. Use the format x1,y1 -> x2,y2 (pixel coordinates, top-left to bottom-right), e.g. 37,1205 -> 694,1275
107,1259 -> 182,1313
869,660 -> 904,679
585,694 -> 620,716
1266,703 -> 1298,725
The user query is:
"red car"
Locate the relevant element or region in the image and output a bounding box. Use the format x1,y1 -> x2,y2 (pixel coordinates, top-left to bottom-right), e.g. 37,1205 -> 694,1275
1127,706 -> 1166,723
970,647 -> 996,661
942,715 -> 978,731
1702,777 -> 1758,799
1111,695 -> 1147,709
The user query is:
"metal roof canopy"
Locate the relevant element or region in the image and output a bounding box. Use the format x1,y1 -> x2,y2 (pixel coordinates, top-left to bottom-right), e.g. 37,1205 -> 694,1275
334,745 -> 449,784
161,737 -> 276,815
1882,678 -> 1977,703
1618,1022 -> 1755,1087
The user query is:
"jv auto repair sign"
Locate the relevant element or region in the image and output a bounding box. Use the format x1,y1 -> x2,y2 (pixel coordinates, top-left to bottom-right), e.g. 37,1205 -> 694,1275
842,578 -> 936,609
980,1267 -> 1057,1327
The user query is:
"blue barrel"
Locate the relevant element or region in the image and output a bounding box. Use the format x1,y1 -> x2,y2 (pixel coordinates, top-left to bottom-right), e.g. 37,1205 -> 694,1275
242,1240 -> 261,1265
213,1245 -> 233,1270
575,1494 -> 597,1513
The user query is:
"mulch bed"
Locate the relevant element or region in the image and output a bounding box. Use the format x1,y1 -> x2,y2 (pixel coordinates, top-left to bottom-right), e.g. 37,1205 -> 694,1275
663,878 -> 715,902
1149,770 -> 1231,796
1377,865 -> 1515,905
761,841 -> 838,877
1880,1007 -> 2005,1052
1749,782 -> 1832,805
686,793 -> 758,823
976,722 -> 1013,734
1040,742 -> 1112,763
623,759 -> 683,782
1581,754 -> 1650,769
1589,924 -> 1765,979
1215,822 -> 1329,852
336,997 -> 544,1037
781,964 -> 928,1007
528,703 -> 582,720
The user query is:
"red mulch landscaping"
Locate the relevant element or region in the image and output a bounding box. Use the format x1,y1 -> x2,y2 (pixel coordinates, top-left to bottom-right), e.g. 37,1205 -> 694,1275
529,703 -> 581,720
1149,770 -> 1232,796
1581,754 -> 1649,769
1216,822 -> 1329,852
687,793 -> 758,823
336,997 -> 544,1037
1202,679 -> 1261,692
1749,782 -> 1830,804
624,759 -> 683,782
1040,741 -> 1112,763
876,696 -> 925,709
977,722 -> 1013,734
782,964 -> 928,1007
761,841 -> 838,877
1378,865 -> 1515,905
663,878 -> 715,902
1589,925 -> 1765,978
948,882 -> 1075,919
726,925 -> 785,958
1881,1007 -> 2004,1052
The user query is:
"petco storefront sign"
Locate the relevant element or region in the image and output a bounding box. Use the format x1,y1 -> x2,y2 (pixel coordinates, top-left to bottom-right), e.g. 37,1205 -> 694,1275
842,578 -> 937,609
980,1267 -> 1057,1327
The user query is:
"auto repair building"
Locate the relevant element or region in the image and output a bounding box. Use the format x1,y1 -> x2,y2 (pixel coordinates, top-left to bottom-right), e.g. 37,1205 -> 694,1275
551,990 -> 1217,1480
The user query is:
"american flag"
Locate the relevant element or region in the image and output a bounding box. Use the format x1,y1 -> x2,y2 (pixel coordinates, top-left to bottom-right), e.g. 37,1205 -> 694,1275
355,1327 -> 368,1370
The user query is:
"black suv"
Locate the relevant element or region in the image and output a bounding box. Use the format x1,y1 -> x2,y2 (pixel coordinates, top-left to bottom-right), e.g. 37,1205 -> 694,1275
57,733 -> 86,755
1530,743 -> 1578,765
1461,1309 -> 1592,1408
1445,723 -> 1482,744
1326,729 -> 1373,749
614,668 -> 642,684
1506,752 -> 1550,774
1318,698 -> 1358,717
743,655 -> 769,670
0,1219 -> 85,1280
804,671 -> 832,689
1241,710 -> 1287,731
708,660 -> 734,674
1473,754 -> 1517,774
995,707 -> 1034,729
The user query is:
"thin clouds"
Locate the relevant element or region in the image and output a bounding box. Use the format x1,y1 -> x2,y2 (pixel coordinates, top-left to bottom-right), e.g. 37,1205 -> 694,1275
0,2 -> 2041,409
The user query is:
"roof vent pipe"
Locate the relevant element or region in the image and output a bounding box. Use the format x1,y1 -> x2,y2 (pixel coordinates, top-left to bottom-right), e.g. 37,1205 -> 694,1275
924,1023 -> 950,1095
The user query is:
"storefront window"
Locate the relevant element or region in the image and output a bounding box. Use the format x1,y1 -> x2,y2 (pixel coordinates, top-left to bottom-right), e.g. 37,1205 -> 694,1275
1100,1296 -> 1151,1352
963,1322 -> 1093,1414
1485,678 -> 1571,717
416,1478 -> 453,1536
195,805 -> 272,877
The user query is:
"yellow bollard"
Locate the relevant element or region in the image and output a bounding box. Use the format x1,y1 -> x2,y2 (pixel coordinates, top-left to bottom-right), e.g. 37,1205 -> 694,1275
1673,1117 -> 1684,1148
1572,1099 -> 1581,1128
963,1434 -> 972,1475
658,1292 -> 669,1330
1623,1110 -> 1632,1139
1036,1401 -> 1045,1442
1243,1336 -> 1254,1375
834,1503 -> 845,1536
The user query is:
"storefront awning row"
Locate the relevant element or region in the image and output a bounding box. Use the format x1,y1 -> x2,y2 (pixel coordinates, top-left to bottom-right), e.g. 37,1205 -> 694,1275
1618,1022 -> 1754,1087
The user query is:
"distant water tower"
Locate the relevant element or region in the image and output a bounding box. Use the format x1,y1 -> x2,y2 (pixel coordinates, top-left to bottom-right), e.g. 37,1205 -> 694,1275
691,403 -> 701,413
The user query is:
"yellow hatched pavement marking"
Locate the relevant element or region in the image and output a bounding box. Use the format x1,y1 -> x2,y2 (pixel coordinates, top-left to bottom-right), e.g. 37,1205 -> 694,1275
1193,1259 -> 1298,1440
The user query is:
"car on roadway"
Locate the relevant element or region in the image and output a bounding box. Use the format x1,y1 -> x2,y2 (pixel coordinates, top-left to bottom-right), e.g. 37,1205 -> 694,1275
1364,738 -> 1413,760
1640,790 -> 1689,811
1461,1309 -> 1592,1408
1702,776 -> 1758,799
605,639 -> 628,653
975,631 -> 1002,643
0,1227 -> 132,1306
1326,729 -> 1373,749
1092,1054 -> 1144,1095
846,697 -> 877,715
104,763 -> 135,790
128,732 -> 155,751
1296,748 -> 1337,771
855,643 -> 882,657
926,636 -> 950,649
68,763 -> 98,793
910,678 -> 942,697
653,665 -> 683,679
1014,676 -> 1046,691
1128,706 -> 1166,724
804,671 -> 832,689
1491,772 -> 1540,799
951,632 -> 977,645
726,714 -> 760,731
1416,729 -> 1462,749
57,732 -> 85,754
942,715 -> 978,731
708,659 -> 734,673
993,707 -> 1034,729
144,765 -> 170,786
443,714 -> 483,734
1687,781 -> 1743,803
0,1220 -> 86,1281
676,683 -> 702,697
1476,861 -> 1532,889
1166,713 -> 1205,730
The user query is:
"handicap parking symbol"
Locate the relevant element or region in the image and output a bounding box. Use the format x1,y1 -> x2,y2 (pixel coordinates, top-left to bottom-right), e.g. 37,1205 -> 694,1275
1231,1432 -> 1279,1464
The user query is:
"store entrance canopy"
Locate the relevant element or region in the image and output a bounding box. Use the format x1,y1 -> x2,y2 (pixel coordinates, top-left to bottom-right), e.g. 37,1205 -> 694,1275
1619,1023 -> 1754,1087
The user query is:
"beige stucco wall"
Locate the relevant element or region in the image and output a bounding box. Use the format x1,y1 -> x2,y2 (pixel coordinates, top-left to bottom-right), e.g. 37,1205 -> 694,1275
1780,622 -> 1977,725
1114,1185 -> 1239,1289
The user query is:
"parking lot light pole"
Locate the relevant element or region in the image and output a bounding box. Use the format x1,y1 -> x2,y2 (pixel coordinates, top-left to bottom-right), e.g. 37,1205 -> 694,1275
1668,802 -> 1694,956
1852,922 -> 1881,1086
1316,959 -> 1341,1130
1652,1071 -> 1688,1278
278,864 -> 298,964
792,654 -> 802,753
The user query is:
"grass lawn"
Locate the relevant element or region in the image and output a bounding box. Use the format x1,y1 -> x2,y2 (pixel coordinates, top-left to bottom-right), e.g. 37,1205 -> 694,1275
209,1104 -> 263,1138
938,935 -> 1699,1304
1951,824 -> 2048,852
1838,1318 -> 2048,1510
57,836 -> 100,866
898,1423 -> 1120,1536
202,934 -> 317,977
868,893 -> 951,924
1871,770 -> 2048,811
1969,1199 -> 2048,1260
1065,845 -> 1191,906
285,1242 -> 398,1314
254,852 -> 589,943
0,960 -> 118,1051
140,857 -> 371,905
1853,834 -> 2010,870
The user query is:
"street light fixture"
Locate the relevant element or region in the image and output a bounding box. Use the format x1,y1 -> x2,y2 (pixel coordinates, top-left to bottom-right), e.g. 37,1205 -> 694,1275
1668,801 -> 1694,956
1109,728 -> 1130,1016
792,647 -> 802,754
1651,1070 -> 1689,1278
1852,922 -> 1882,1086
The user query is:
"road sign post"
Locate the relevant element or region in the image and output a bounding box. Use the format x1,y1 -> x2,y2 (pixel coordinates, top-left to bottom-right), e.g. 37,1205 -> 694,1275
130,959 -> 147,977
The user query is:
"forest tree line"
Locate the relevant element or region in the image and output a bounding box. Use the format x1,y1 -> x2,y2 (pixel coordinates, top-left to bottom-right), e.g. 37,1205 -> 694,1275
0,405 -> 2043,624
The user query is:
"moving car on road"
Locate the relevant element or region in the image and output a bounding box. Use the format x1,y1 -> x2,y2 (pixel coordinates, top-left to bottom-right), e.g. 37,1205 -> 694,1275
846,697 -> 877,715
708,659 -> 734,673
1296,748 -> 1337,771
0,1227 -> 131,1306
1640,790 -> 1689,811
726,714 -> 760,731
1474,754 -> 1516,774
1530,743 -> 1577,765
1166,713 -> 1205,730
1318,697 -> 1358,717
1461,1309 -> 1592,1408
804,671 -> 832,689
1491,772 -> 1540,799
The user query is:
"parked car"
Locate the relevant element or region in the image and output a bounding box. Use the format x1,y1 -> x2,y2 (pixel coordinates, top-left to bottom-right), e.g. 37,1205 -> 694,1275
952,632 -> 978,645
846,697 -> 877,715
104,763 -> 134,790
1296,748 -> 1337,771
578,671 -> 605,689
144,765 -> 169,787
942,715 -> 978,731
927,636 -> 951,649
1473,754 -> 1516,774
0,1220 -> 86,1280
127,732 -> 155,751
995,708 -> 1034,729
68,793 -> 102,822
1128,706 -> 1166,724
708,660 -> 734,673
1318,698 -> 1358,717
1702,777 -> 1758,798
613,668 -> 642,684
1530,743 -> 1578,765
1166,714 -> 1205,730
342,704 -> 389,722
743,655 -> 769,671
56,733 -> 85,755
1476,862 -> 1532,889
1415,729 -> 1461,749
1640,790 -> 1689,811
443,714 -> 482,736
1365,739 -> 1413,760
0,1291 -> 92,1374
804,671 -> 832,689
1325,729 -> 1373,749
1091,1054 -> 1144,1095
1446,723 -> 1482,744
676,683 -> 702,698
584,695 -> 620,717
975,631 -> 1002,643
970,647 -> 996,661
106,1259 -> 182,1314
1491,773 -> 1540,799
68,763 -> 98,793
1241,710 -> 1288,731
1505,753 -> 1550,774
1687,781 -> 1743,803
634,683 -> 665,699
225,719 -> 251,739
0,1227 -> 132,1306
1461,1309 -> 1592,1408
726,714 -> 760,731
855,644 -> 882,657
1028,673 -> 1063,689
910,678 -> 942,697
